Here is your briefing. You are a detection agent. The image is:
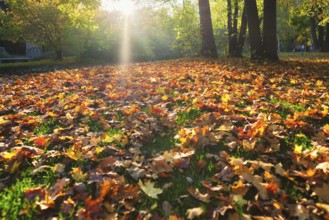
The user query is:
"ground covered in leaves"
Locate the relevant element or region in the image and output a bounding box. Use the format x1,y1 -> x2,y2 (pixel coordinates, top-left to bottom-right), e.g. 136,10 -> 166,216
0,57 -> 329,219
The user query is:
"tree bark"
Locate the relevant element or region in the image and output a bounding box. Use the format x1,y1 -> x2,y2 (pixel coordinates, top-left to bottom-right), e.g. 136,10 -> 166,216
198,0 -> 218,58
325,23 -> 329,52
310,17 -> 319,51
244,0 -> 262,59
227,0 -> 239,57
232,0 -> 239,50
232,0 -> 238,55
236,5 -> 247,57
263,0 -> 278,60
227,0 -> 233,56
318,24 -> 324,52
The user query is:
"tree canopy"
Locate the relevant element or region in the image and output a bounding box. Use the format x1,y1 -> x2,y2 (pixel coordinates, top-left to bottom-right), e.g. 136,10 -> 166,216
1,0 -> 100,59
0,0 -> 329,60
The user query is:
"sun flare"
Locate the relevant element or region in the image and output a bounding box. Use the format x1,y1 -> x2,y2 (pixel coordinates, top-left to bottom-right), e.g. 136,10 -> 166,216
118,0 -> 135,15
102,0 -> 135,15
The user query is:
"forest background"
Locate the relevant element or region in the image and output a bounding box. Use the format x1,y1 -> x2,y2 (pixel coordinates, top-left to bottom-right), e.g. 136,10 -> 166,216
0,0 -> 329,62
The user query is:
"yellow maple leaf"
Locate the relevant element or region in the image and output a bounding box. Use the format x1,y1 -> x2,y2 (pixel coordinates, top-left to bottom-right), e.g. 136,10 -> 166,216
316,80 -> 323,87
138,179 -> 163,199
221,94 -> 230,103
65,148 -> 82,161
1,151 -> 17,161
71,167 -> 87,182
294,144 -> 303,154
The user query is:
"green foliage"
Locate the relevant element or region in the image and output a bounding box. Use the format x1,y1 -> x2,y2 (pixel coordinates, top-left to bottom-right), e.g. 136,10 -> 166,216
34,118 -> 58,136
2,0 -> 99,58
142,133 -> 175,156
0,178 -> 36,220
292,133 -> 312,151
171,0 -> 200,56
86,116 -> 104,132
177,108 -> 201,126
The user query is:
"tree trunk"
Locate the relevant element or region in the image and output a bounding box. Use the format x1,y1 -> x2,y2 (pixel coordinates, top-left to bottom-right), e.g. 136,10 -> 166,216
227,0 -> 239,57
227,0 -> 233,56
318,24 -> 324,52
244,0 -> 262,59
198,0 -> 218,58
236,5 -> 247,57
263,0 -> 278,60
56,50 -> 63,60
325,23 -> 329,52
232,0 -> 238,56
310,17 -> 319,51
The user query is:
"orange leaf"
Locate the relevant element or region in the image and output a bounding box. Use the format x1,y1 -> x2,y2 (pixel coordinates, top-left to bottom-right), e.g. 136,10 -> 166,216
34,136 -> 47,148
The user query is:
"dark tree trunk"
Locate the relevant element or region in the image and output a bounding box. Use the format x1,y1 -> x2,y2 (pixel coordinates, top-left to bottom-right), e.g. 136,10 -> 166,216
325,23 -> 329,52
227,0 -> 233,56
236,5 -> 247,57
244,0 -> 263,59
263,0 -> 278,60
232,0 -> 238,48
227,0 -> 239,57
198,0 -> 218,58
310,17 -> 319,51
318,24 -> 324,52
56,50 -> 63,60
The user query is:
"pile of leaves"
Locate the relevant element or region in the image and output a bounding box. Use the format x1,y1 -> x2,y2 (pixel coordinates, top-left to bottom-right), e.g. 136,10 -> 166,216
0,57 -> 329,219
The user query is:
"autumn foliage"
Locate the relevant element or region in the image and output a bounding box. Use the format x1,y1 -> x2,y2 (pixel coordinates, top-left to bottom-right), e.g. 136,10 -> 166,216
0,57 -> 329,219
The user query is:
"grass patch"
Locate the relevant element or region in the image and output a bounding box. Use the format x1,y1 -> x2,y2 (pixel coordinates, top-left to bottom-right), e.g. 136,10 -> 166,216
0,165 -> 62,219
269,98 -> 306,119
176,108 -> 201,126
281,132 -> 312,153
0,57 -> 76,68
34,118 -> 58,136
291,133 -> 312,151
102,127 -> 124,147
151,147 -> 220,218
85,116 -> 104,132
142,133 -> 175,157
0,178 -> 37,220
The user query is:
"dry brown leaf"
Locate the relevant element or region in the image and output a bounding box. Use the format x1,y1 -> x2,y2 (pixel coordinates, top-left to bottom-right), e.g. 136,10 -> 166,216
231,180 -> 249,196
314,184 -> 329,203
186,207 -> 204,219
188,188 -> 211,203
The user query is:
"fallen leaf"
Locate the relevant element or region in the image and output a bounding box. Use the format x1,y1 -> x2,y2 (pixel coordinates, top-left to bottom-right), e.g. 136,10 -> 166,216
232,194 -> 247,206
186,207 -> 203,219
231,180 -> 249,196
138,179 -> 163,199
34,136 -> 47,148
315,162 -> 329,174
188,188 -> 211,203
314,184 -> 329,203
288,204 -> 309,220
316,203 -> 329,213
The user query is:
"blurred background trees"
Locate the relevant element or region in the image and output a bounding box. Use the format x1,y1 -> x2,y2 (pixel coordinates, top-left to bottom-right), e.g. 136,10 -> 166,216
0,0 -> 328,61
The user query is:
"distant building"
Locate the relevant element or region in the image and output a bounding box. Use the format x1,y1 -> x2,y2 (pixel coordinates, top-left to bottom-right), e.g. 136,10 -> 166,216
26,43 -> 44,58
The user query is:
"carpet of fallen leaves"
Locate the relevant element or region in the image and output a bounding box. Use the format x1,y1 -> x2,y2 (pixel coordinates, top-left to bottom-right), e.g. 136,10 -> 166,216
0,57 -> 329,219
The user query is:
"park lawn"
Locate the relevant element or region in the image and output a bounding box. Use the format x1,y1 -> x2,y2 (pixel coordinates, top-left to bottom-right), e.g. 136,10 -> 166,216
0,56 -> 329,219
